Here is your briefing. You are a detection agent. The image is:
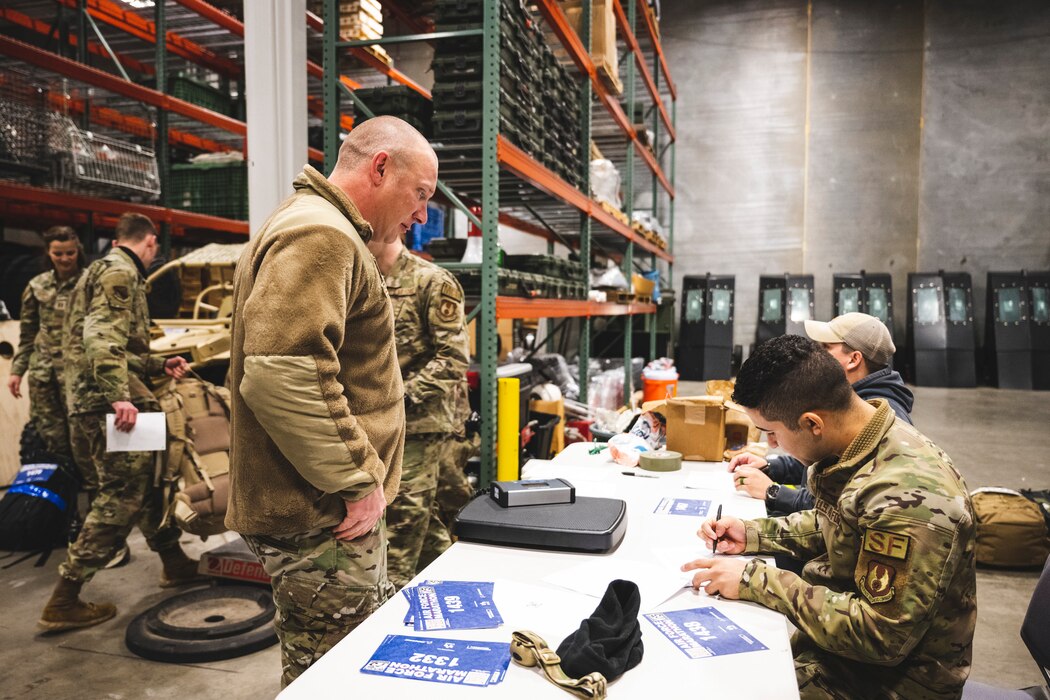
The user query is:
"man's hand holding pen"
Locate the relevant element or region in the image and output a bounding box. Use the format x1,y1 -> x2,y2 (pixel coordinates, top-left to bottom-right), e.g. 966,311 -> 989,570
681,511 -> 749,599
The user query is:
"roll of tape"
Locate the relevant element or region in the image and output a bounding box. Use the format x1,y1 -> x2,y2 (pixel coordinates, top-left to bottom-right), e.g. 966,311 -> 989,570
639,449 -> 683,472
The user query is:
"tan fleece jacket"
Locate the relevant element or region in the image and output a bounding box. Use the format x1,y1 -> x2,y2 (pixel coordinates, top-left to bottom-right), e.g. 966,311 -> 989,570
225,165 -> 405,536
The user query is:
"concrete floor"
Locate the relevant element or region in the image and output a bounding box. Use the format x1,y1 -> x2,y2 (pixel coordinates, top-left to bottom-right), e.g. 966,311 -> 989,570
1,386 -> 1046,699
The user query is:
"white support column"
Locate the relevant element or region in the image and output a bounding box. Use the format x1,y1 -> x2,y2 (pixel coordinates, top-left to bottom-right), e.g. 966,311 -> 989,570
244,0 -> 307,236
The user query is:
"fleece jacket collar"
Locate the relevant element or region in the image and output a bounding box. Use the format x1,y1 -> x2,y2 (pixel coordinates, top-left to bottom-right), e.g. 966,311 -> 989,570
292,165 -> 374,243
114,245 -> 147,278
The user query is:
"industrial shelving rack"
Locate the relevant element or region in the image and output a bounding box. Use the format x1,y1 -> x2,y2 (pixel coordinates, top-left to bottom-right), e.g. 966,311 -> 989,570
320,0 -> 677,484
0,1 -> 675,485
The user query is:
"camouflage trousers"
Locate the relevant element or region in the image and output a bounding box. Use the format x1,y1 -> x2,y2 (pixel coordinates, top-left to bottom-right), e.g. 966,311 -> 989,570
434,435 -> 476,533
244,522 -> 395,688
388,435 -> 473,589
59,412 -> 180,583
28,372 -> 95,490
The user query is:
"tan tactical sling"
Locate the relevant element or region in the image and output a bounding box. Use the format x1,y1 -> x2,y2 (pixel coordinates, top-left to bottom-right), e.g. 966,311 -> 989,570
155,375 -> 232,537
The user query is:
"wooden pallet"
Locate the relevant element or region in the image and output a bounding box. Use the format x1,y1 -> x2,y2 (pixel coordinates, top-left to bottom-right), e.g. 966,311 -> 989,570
605,289 -> 637,304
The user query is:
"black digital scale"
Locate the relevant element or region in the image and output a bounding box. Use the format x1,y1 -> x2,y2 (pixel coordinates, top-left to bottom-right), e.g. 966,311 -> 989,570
454,479 -> 627,553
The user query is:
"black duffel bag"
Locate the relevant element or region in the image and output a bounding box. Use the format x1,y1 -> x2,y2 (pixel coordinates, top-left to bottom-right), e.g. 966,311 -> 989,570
0,460 -> 78,552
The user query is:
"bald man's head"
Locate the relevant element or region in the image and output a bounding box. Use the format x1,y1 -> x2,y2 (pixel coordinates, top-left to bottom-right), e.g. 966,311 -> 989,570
328,115 -> 439,244
334,115 -> 435,173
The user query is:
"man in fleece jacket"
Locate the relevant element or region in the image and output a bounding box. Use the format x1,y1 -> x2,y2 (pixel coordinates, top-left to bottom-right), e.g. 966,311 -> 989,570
729,313 -> 914,515
227,117 -> 437,686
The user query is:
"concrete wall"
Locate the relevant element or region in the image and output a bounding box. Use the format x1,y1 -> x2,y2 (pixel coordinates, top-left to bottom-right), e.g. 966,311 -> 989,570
662,0 -> 1050,352
919,1 -> 1050,333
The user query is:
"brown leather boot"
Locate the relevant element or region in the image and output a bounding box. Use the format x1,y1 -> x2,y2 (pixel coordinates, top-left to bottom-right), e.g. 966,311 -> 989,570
158,546 -> 210,588
38,578 -> 117,632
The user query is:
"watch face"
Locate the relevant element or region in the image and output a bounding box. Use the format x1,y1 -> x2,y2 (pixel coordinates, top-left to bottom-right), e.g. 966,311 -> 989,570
766,484 -> 780,499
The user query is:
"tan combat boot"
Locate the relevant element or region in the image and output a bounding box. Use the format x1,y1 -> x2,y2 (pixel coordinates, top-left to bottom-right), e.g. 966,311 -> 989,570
158,546 -> 210,588
38,578 -> 117,632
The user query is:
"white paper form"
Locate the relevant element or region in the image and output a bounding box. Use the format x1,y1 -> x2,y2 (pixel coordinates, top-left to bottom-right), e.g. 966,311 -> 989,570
541,557 -> 689,613
685,470 -> 735,492
106,412 -> 167,452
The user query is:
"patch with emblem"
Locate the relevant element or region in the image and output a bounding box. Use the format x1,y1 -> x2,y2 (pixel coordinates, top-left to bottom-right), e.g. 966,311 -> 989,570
859,560 -> 896,604
862,529 -> 911,560
438,297 -> 458,322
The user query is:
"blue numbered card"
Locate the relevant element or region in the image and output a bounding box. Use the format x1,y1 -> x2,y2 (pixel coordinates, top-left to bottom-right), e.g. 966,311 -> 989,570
403,581 -> 503,631
653,497 -> 711,517
644,607 -> 768,659
361,635 -> 511,686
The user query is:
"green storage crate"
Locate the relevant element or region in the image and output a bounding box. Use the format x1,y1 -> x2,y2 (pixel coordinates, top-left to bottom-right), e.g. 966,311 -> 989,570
169,161 -> 248,221
170,75 -> 233,116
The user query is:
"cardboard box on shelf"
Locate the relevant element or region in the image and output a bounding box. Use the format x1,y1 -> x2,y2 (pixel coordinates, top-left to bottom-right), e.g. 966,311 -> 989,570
642,395 -> 726,462
561,0 -> 622,95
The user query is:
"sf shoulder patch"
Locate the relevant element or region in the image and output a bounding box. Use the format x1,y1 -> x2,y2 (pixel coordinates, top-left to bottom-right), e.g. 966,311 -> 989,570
858,560 -> 896,604
862,529 -> 911,560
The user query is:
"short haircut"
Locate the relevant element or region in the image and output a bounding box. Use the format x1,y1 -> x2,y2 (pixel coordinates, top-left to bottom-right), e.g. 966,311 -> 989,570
733,335 -> 854,427
334,115 -> 431,172
41,225 -> 87,269
114,212 -> 156,243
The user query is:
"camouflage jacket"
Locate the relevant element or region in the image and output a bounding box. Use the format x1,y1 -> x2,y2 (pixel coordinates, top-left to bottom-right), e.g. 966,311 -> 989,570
386,248 -> 470,436
739,400 -> 977,700
11,268 -> 82,383
63,246 -> 166,415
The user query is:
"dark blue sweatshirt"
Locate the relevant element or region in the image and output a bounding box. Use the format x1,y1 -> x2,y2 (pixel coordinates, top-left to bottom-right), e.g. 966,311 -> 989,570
764,367 -> 914,514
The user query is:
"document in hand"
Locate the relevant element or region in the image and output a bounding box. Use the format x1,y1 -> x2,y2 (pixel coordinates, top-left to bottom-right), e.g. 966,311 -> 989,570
105,412 -> 166,452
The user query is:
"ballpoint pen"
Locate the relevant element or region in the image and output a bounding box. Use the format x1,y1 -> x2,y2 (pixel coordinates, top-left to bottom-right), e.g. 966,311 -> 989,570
621,470 -> 658,479
714,503 -> 723,556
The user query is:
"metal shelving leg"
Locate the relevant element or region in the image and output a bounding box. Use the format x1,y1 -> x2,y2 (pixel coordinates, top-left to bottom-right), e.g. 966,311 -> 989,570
478,0 -> 501,486
579,0 -> 593,406
622,0 -> 637,405
155,0 -> 170,255
322,0 -> 339,176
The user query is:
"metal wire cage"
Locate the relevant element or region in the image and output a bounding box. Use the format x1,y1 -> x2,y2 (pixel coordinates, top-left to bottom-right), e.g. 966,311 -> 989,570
49,113 -> 161,201
0,71 -> 51,183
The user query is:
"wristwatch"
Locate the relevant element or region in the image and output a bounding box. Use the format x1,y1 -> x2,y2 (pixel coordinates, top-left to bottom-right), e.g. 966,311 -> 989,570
765,483 -> 782,510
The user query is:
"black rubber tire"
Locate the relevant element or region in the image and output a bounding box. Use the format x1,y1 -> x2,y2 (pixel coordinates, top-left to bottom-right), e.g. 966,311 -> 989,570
125,585 -> 277,664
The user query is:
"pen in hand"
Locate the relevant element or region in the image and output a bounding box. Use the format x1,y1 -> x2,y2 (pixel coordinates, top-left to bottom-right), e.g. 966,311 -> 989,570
713,503 -> 723,556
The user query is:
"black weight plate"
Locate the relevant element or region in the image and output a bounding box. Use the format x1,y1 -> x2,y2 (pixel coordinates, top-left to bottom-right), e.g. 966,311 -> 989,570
125,585 -> 277,663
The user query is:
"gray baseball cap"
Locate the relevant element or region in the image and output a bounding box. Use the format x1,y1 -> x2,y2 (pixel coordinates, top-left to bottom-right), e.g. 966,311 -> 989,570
804,312 -> 895,366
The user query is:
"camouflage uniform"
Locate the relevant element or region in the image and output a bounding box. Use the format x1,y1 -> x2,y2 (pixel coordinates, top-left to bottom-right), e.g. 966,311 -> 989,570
244,522 -> 394,686
59,246 -> 180,583
739,400 -> 977,700
385,249 -> 471,589
11,269 -> 91,486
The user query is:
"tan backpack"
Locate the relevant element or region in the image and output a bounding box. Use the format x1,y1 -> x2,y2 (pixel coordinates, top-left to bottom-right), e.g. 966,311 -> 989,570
155,375 -> 232,537
971,487 -> 1050,568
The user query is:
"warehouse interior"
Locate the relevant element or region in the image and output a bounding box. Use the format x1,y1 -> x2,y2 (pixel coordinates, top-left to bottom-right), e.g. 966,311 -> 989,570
1,1 -> 1048,698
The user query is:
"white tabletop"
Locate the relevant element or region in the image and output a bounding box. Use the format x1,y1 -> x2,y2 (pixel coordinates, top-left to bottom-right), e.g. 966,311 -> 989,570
279,442 -> 800,699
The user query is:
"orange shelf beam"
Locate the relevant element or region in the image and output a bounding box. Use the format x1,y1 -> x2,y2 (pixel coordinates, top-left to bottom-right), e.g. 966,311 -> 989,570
0,7 -> 153,76
534,0 -> 673,198
495,297 -> 657,319
171,1 -> 363,105
0,35 -> 244,135
497,137 -> 672,262
305,11 -> 432,100
56,0 -> 241,79
48,93 -> 235,153
635,0 -> 676,100
0,181 -> 249,237
0,35 -> 324,162
611,0 -> 674,141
